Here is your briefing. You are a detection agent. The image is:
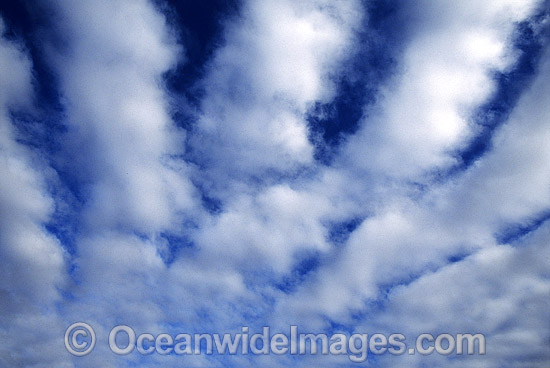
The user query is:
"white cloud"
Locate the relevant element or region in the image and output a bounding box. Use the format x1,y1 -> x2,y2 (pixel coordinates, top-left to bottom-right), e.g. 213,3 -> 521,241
190,0 -> 362,194
438,47 -> 550,228
342,0 -> 542,179
195,183 -> 333,274
51,0 -> 198,233
368,221 -> 550,368
38,0 -> 214,365
0,19 -> 69,367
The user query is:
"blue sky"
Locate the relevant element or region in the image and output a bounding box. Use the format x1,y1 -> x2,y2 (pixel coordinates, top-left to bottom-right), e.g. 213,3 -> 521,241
0,0 -> 549,366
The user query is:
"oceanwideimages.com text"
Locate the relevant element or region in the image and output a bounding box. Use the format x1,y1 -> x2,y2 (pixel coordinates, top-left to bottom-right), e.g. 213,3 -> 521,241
65,323 -> 486,361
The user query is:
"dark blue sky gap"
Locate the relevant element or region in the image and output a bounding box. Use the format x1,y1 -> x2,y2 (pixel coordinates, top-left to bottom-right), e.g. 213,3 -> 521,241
158,0 -> 241,108
0,1 -> 66,157
496,210 -> 550,245
275,251 -> 321,294
155,0 -> 244,216
306,0 -> 410,164
326,217 -> 364,246
158,231 -> 196,265
454,9 -> 549,170
0,0 -> 61,110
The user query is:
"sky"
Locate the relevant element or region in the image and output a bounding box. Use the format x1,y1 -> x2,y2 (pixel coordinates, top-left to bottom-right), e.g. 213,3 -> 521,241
0,0 -> 549,367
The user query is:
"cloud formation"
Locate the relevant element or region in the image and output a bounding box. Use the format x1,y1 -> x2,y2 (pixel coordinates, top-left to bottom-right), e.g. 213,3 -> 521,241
0,0 -> 548,367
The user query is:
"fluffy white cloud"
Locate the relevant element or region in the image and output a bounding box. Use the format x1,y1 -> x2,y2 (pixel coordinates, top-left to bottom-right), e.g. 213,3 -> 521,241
0,19 -> 69,367
195,183 -> 334,274
190,0 -> 362,195
51,0 -> 198,233
342,0 -> 542,179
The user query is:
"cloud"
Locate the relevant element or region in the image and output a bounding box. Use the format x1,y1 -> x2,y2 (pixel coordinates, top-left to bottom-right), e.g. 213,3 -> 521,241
49,0 -> 198,233
188,0 -> 362,196
341,0 -> 543,179
0,18 -> 68,367
0,0 -> 548,367
369,221 -> 550,368
271,17 -> 550,367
